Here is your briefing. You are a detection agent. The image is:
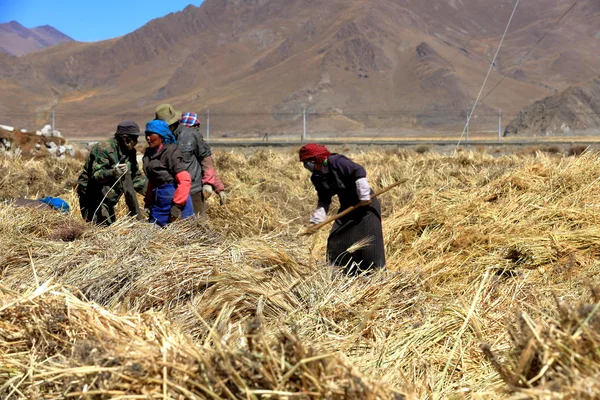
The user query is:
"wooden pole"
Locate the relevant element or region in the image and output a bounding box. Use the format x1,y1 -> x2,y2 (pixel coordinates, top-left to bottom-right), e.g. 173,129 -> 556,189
299,178 -> 408,236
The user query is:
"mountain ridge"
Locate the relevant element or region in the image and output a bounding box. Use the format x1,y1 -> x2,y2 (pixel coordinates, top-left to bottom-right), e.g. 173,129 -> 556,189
0,21 -> 73,56
0,0 -> 599,137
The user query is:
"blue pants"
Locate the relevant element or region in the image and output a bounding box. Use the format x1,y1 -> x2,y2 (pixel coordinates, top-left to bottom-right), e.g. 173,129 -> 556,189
149,183 -> 194,227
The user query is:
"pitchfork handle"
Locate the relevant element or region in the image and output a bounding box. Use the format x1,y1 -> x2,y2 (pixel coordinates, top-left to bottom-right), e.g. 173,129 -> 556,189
299,178 -> 408,236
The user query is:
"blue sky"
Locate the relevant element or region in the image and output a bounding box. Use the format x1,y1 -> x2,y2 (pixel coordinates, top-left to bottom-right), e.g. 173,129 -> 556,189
0,0 -> 204,42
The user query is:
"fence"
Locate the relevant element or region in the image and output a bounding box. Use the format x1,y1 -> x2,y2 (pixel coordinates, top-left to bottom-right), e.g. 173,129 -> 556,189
2,109 -> 599,142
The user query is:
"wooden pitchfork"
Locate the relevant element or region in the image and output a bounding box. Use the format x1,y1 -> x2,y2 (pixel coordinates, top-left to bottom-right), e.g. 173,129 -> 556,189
299,178 -> 409,236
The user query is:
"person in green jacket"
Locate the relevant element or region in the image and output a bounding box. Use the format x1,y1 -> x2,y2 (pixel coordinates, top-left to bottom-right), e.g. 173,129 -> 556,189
76,121 -> 147,225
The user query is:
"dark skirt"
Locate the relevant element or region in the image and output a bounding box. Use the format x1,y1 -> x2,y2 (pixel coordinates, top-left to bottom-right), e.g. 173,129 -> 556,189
326,197 -> 385,275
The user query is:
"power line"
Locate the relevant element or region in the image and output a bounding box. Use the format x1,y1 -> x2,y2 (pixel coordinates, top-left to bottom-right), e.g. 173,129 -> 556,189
479,0 -> 581,104
456,0 -> 521,150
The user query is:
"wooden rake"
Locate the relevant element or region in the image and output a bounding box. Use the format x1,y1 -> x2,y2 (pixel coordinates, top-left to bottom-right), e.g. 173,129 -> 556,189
299,178 -> 409,236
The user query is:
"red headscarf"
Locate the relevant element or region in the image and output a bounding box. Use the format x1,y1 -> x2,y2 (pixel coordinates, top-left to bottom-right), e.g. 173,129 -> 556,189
298,143 -> 331,162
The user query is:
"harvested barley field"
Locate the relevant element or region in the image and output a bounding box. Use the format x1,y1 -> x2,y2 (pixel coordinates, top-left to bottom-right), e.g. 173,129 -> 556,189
2,147 -> 600,399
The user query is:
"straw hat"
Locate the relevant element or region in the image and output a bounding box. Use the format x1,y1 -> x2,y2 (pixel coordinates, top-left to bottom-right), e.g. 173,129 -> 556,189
155,104 -> 182,126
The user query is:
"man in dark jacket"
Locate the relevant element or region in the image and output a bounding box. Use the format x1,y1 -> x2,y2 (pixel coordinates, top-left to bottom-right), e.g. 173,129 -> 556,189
155,104 -> 226,214
76,121 -> 147,225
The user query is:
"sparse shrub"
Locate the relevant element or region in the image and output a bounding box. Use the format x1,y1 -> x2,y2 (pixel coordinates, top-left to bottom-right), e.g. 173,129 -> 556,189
567,144 -> 589,156
542,145 -> 561,154
414,144 -> 430,154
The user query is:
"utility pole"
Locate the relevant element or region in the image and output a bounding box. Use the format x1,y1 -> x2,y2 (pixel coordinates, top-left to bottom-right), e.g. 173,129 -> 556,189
206,109 -> 210,143
465,109 -> 470,143
302,108 -> 307,142
52,109 -> 55,134
498,108 -> 502,142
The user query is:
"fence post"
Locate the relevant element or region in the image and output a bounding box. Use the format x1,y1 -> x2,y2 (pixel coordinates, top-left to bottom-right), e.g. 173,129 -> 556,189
206,109 -> 210,142
302,108 -> 306,142
498,108 -> 502,142
466,109 -> 469,143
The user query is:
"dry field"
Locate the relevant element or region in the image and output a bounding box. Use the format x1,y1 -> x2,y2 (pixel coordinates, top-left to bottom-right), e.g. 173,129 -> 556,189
2,147 -> 600,399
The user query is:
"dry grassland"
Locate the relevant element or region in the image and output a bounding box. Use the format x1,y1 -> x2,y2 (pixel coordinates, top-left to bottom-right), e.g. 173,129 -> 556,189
1,147 -> 600,399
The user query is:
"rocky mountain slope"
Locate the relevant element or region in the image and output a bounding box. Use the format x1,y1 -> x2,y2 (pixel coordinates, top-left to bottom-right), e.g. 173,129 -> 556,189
504,76 -> 600,136
0,0 -> 599,137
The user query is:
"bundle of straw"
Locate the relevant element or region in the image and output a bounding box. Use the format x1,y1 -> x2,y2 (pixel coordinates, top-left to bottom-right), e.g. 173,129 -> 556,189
0,283 -> 404,399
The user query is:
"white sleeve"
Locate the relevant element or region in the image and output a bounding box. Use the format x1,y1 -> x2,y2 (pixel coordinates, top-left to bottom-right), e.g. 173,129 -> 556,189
310,207 -> 327,224
317,201 -> 330,213
355,177 -> 371,201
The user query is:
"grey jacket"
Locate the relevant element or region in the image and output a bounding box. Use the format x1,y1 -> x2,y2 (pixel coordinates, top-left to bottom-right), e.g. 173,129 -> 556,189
174,124 -> 211,195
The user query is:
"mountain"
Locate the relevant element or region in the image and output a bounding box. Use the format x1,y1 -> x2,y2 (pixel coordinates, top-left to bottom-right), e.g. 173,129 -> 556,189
0,21 -> 73,56
504,76 -> 600,136
0,0 -> 599,138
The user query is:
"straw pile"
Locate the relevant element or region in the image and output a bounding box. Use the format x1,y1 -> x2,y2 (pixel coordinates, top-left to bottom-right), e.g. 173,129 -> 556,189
2,146 -> 600,398
0,155 -> 80,200
0,283 -> 400,399
482,289 -> 600,398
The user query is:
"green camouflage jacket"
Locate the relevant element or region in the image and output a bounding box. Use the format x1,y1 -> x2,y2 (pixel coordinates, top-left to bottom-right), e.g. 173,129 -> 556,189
77,137 -> 147,204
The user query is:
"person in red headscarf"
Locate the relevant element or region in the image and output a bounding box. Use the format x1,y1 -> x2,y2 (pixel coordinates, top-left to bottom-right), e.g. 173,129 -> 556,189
299,143 -> 385,274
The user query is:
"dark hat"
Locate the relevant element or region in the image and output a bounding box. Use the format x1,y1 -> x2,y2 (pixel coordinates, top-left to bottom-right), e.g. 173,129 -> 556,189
115,120 -> 142,136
